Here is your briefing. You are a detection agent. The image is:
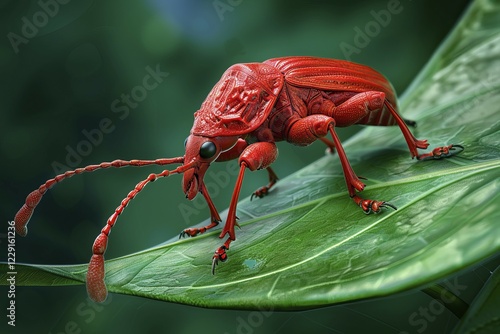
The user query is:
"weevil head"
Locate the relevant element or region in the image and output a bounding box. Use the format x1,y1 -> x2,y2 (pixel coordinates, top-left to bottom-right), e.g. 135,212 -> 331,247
182,134 -> 239,200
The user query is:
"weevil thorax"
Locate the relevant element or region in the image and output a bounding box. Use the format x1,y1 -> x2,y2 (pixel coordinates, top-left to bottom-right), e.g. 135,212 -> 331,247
182,62 -> 284,200
190,62 -> 284,137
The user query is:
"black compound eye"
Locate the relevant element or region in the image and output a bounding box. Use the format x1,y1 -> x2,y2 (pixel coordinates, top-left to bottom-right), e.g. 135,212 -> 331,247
199,141 -> 216,159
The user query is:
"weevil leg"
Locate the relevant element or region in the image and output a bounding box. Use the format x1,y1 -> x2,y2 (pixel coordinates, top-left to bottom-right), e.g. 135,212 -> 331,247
212,163 -> 246,273
287,114 -> 395,214
212,237 -> 232,275
219,142 -> 277,240
416,144 -> 464,160
325,122 -> 396,214
251,166 -> 279,200
383,100 -> 429,157
180,182 -> 222,238
213,142 -> 278,273
319,137 -> 336,154
219,162 -> 247,241
384,101 -> 463,159
351,195 -> 398,214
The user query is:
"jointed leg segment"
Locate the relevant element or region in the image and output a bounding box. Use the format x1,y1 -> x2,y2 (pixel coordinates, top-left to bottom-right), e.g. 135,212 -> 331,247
287,114 -> 396,214
179,183 -> 222,238
211,162 -> 247,274
326,123 -> 398,213
384,100 -> 463,160
211,141 -> 278,273
251,166 -> 279,200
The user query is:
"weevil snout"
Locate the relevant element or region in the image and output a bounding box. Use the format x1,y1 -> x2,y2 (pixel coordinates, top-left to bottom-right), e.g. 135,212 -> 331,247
183,167 -> 202,199
182,134 -> 240,199
182,135 -> 218,200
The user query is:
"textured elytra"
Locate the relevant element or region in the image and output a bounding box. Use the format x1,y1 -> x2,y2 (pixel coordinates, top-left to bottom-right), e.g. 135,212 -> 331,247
265,56 -> 398,106
190,63 -> 283,137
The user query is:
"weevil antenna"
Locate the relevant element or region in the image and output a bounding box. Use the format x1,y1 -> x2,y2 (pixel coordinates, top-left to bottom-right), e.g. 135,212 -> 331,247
13,157 -> 184,237
86,161 -> 195,302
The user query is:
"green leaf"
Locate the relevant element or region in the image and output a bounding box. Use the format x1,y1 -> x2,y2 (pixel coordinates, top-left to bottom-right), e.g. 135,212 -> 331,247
453,265 -> 500,334
2,0 -> 500,310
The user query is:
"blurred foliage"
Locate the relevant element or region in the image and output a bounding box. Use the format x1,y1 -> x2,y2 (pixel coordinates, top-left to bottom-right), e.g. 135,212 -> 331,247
3,0 -> 495,333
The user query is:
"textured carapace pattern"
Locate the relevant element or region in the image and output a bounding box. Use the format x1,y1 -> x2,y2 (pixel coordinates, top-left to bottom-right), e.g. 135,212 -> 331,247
265,56 -> 397,104
265,56 -> 399,134
190,63 -> 283,137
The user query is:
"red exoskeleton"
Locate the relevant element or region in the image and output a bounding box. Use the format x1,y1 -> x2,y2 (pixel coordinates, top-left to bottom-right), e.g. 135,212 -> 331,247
14,56 -> 462,302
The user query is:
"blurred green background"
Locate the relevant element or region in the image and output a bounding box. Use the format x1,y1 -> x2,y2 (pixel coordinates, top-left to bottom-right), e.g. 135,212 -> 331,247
2,0 -> 494,333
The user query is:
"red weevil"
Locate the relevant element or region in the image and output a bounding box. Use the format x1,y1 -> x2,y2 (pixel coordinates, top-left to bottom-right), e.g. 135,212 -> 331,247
14,56 -> 462,302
